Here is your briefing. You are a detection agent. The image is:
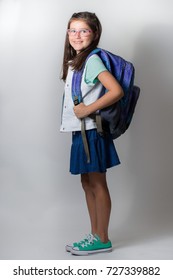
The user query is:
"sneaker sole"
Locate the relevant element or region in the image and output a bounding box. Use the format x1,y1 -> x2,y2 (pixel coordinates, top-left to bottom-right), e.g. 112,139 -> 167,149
66,245 -> 72,252
71,247 -> 112,256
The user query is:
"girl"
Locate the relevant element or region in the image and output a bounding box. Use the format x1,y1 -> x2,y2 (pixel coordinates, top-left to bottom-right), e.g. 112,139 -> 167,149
60,12 -> 124,256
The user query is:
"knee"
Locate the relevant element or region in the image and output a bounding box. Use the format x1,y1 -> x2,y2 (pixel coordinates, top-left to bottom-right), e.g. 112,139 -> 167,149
81,174 -> 91,193
81,174 -> 100,194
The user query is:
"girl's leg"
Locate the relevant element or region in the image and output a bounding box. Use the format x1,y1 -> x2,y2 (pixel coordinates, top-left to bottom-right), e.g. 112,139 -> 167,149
81,173 -> 97,235
89,172 -> 111,243
81,172 -> 111,243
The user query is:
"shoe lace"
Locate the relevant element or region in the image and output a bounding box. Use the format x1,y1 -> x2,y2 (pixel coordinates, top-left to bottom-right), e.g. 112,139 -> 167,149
78,233 -> 94,245
80,234 -> 98,248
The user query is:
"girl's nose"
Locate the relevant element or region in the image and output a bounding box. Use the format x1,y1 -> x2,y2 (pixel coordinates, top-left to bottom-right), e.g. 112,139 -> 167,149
75,31 -> 81,38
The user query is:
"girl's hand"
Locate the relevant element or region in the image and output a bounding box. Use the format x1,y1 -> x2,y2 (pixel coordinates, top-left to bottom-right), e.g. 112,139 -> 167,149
73,103 -> 90,119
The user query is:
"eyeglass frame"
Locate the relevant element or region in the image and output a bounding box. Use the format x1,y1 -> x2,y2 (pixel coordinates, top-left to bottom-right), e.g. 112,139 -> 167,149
67,28 -> 92,37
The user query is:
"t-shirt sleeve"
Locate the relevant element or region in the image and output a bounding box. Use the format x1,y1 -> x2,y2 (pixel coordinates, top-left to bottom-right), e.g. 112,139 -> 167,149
84,54 -> 108,85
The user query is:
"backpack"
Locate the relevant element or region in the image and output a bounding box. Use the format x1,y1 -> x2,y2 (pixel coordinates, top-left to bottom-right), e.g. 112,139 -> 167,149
72,48 -> 140,162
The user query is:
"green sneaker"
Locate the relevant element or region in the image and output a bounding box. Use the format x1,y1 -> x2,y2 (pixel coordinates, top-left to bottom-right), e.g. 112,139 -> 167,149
65,234 -> 94,252
71,234 -> 112,255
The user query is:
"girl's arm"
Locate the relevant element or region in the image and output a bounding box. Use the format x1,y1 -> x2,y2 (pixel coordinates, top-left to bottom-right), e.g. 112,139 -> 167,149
73,70 -> 124,119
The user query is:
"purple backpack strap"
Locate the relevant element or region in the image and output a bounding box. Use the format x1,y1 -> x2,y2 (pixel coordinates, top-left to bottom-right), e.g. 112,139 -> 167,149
72,69 -> 83,104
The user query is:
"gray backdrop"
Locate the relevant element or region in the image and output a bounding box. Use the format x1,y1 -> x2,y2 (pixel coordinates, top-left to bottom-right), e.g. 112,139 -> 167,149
0,0 -> 173,259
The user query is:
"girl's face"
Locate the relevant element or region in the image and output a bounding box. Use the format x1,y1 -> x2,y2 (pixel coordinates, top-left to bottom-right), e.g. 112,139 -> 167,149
68,20 -> 94,54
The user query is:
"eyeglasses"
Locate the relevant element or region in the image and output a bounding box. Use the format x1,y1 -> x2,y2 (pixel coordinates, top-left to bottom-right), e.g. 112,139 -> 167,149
67,29 -> 92,37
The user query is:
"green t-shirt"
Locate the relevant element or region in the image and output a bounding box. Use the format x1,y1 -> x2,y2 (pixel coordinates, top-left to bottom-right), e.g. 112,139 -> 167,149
84,54 -> 108,85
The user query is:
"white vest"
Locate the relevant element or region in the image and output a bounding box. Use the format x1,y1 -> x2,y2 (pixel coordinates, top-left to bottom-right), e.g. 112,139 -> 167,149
60,58 -> 104,132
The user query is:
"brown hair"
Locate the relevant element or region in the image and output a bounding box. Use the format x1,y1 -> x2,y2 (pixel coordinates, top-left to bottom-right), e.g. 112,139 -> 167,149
61,12 -> 102,81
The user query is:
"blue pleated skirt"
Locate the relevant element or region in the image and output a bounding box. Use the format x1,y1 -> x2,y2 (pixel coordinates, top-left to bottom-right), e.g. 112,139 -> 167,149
70,129 -> 120,175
